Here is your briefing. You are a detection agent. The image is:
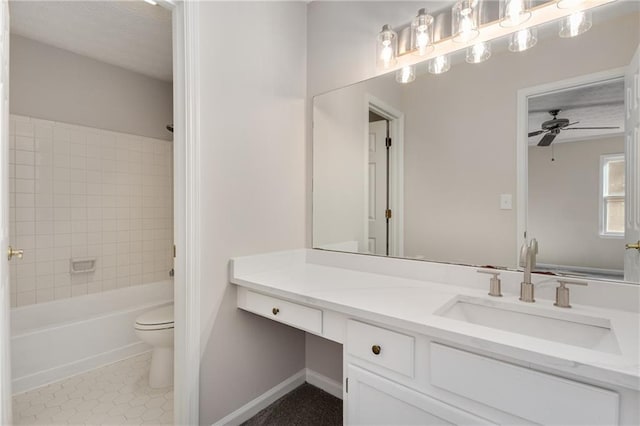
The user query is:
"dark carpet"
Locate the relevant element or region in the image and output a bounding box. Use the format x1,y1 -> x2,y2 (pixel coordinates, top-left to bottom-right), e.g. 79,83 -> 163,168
241,383 -> 342,426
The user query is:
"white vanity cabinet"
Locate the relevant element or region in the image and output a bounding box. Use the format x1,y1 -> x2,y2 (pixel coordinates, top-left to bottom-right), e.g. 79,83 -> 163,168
231,250 -> 640,426
346,364 -> 494,426
343,318 -> 623,426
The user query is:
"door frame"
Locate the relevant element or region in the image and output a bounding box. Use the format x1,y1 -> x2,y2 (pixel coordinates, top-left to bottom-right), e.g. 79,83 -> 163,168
515,67 -> 626,267
0,1 -> 202,424
164,1 -> 201,425
365,95 -> 404,257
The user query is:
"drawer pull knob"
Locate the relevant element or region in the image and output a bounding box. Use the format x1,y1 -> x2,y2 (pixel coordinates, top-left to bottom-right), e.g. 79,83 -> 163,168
272,307 -> 280,315
371,345 -> 381,355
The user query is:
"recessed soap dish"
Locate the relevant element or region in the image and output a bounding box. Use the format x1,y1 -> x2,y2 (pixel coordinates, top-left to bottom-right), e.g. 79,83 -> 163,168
70,257 -> 97,274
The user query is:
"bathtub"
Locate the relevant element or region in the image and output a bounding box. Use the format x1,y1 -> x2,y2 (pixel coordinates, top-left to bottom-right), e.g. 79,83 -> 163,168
10,281 -> 173,394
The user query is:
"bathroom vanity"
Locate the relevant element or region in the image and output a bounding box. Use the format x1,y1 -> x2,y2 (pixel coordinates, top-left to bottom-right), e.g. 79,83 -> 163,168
231,249 -> 640,425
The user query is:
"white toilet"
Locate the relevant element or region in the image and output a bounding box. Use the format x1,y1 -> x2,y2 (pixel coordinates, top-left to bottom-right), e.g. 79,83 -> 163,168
134,304 -> 174,388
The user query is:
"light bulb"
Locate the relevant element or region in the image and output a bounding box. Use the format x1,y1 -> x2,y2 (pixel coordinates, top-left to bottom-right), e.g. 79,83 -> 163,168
466,41 -> 492,64
500,0 -> 531,28
509,28 -> 537,52
452,0 -> 480,43
559,10 -> 592,37
557,0 -> 587,9
396,66 -> 416,84
428,55 -> 451,74
377,25 -> 397,69
412,9 -> 434,56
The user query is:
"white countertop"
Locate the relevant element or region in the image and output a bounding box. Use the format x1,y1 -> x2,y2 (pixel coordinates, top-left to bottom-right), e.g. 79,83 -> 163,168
230,249 -> 640,391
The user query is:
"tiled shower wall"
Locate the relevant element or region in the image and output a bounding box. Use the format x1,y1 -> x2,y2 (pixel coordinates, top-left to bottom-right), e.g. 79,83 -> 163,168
9,115 -> 173,307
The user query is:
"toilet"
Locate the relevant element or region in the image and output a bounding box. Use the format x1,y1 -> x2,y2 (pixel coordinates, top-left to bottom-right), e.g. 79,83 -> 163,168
134,304 -> 174,388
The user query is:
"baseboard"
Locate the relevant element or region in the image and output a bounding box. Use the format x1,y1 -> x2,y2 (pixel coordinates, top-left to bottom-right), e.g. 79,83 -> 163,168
305,368 -> 343,400
212,369 -> 306,426
212,368 -> 343,426
12,342 -> 150,394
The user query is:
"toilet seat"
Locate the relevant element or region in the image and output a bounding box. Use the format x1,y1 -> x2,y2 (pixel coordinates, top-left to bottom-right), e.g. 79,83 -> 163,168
135,305 -> 174,331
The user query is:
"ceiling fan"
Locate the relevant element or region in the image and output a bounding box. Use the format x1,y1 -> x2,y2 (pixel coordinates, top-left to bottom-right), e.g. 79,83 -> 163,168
528,109 -> 620,146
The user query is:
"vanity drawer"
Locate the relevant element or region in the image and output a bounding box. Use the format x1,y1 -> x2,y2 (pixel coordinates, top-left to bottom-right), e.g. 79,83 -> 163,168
238,289 -> 323,334
347,320 -> 415,377
429,343 -> 619,425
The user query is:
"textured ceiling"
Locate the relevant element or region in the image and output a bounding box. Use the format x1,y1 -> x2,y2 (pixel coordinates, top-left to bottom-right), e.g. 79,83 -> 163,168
9,0 -> 172,82
527,78 -> 624,145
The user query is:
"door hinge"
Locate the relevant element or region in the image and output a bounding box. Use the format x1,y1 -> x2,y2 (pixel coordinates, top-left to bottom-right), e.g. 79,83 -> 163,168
385,209 -> 392,219
346,377 -> 348,393
173,245 -> 176,258
385,137 -> 392,148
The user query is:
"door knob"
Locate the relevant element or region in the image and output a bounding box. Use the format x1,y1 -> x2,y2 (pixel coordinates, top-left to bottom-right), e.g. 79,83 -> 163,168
7,246 -> 24,260
625,241 -> 640,251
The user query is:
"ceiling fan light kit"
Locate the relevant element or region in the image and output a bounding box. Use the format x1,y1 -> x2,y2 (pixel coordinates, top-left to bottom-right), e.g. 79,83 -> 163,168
376,0 -> 611,79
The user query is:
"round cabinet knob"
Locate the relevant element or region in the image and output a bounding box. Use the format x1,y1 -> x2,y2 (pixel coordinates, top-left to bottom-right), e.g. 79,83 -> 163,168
272,307 -> 280,315
371,345 -> 381,355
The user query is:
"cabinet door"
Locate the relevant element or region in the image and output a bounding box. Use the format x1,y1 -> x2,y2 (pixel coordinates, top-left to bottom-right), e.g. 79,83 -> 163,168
346,365 -> 494,426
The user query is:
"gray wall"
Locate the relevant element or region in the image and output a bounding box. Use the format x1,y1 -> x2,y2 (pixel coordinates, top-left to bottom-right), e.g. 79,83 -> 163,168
196,2 -> 308,424
10,35 -> 173,141
529,137 -> 625,270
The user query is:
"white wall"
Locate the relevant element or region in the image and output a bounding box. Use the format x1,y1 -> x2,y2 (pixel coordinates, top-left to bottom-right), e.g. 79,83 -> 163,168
528,137 -> 624,271
8,115 -> 173,307
195,2 -> 307,424
10,35 -> 173,141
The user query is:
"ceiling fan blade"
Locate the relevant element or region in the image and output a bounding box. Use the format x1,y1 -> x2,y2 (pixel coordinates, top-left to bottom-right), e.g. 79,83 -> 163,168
563,126 -> 620,130
528,130 -> 546,137
538,132 -> 557,147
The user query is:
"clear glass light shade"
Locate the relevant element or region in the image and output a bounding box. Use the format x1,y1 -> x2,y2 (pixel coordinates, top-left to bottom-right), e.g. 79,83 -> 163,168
500,0 -> 532,27
466,41 -> 492,63
452,0 -> 480,43
377,24 -> 398,69
557,0 -> 588,9
411,8 -> 434,56
559,11 -> 592,37
428,55 -> 451,74
509,27 -> 537,52
396,66 -> 416,84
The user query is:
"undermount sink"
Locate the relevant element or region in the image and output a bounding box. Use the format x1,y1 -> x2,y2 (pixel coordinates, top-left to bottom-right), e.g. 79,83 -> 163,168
436,296 -> 620,354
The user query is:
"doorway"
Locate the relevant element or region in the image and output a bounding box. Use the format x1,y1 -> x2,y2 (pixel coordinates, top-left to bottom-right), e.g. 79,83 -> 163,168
516,60 -> 639,283
366,96 -> 404,258
0,1 -> 200,425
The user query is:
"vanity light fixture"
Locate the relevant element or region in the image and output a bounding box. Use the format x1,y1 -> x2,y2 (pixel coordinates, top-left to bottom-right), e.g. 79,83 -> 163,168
452,0 -> 480,43
377,24 -> 398,69
500,0 -> 532,27
509,27 -> 537,52
559,10 -> 592,37
143,0 -> 158,5
411,8 -> 435,56
466,41 -> 492,64
396,65 -> 416,83
427,55 -> 451,74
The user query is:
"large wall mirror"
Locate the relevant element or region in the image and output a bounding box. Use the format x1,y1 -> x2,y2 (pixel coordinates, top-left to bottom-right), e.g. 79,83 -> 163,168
312,0 -> 640,283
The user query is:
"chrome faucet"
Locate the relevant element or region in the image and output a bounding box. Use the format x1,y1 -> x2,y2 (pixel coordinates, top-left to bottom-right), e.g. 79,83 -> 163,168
519,238 -> 538,303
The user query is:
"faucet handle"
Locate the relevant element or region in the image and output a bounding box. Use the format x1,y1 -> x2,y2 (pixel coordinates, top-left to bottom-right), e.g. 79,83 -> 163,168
477,269 -> 502,297
554,279 -> 588,308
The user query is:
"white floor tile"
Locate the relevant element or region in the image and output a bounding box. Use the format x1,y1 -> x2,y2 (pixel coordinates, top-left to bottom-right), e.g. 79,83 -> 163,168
12,353 -> 173,425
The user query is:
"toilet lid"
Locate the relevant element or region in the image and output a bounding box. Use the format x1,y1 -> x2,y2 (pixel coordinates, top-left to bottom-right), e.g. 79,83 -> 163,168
136,305 -> 174,327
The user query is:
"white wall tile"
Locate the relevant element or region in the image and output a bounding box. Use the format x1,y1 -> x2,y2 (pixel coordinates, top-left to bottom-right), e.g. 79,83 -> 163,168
9,115 -> 173,306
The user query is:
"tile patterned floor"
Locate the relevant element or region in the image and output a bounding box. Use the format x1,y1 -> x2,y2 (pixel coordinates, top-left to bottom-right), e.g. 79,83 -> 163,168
12,353 -> 173,425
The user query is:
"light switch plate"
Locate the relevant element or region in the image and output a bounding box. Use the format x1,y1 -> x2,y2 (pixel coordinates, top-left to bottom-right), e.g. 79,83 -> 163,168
500,194 -> 512,210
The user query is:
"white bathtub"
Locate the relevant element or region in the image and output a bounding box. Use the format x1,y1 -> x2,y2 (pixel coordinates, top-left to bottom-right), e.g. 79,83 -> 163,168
10,281 -> 173,394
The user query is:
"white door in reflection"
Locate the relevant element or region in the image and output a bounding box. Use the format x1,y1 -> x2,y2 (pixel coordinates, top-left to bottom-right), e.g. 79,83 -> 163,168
624,46 -> 640,282
368,118 -> 389,255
